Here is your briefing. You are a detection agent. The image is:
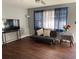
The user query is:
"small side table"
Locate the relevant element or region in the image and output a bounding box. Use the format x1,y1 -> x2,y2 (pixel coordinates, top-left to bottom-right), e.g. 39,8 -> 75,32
60,35 -> 74,47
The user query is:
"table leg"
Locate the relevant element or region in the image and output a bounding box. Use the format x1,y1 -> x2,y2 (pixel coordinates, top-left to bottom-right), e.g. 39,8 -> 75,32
16,31 -> 18,40
4,33 -> 6,44
70,41 -> 74,47
19,30 -> 21,39
2,33 -> 4,44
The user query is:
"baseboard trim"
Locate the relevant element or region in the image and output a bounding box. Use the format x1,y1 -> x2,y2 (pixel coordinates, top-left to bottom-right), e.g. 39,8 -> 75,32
4,34 -> 32,44
20,34 -> 32,39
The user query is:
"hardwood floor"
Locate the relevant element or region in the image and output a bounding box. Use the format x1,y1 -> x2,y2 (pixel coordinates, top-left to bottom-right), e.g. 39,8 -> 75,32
2,37 -> 76,59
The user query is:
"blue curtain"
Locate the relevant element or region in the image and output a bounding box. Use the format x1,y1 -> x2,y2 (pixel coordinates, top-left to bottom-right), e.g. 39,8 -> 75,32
54,7 -> 68,32
34,11 -> 43,29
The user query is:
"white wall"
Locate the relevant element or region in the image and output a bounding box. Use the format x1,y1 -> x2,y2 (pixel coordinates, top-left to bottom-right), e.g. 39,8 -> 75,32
67,4 -> 76,42
2,5 -> 30,43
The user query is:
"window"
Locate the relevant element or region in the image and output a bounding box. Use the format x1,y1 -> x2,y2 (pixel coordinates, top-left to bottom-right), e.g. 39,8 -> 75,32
43,10 -> 55,30
34,7 -> 68,31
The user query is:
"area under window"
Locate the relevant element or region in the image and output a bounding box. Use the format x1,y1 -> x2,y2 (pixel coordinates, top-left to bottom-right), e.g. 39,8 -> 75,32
34,7 -> 68,32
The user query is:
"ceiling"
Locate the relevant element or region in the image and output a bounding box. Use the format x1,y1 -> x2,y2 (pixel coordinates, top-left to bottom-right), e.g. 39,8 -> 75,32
3,0 -> 76,9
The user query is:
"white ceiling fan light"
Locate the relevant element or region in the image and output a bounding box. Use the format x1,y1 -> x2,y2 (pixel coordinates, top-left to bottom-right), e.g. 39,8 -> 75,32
35,0 -> 46,5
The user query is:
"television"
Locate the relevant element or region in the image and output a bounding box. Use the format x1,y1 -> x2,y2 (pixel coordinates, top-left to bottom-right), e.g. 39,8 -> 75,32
2,19 -> 20,32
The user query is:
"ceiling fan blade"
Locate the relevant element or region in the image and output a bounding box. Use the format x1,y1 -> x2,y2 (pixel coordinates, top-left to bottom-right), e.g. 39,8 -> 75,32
35,0 -> 46,5
41,0 -> 46,5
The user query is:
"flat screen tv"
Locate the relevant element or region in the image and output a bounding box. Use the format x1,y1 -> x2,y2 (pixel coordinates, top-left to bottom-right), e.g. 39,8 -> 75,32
2,19 -> 20,32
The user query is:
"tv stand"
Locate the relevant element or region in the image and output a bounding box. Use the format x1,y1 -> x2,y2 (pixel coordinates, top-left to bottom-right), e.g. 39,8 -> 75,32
2,29 -> 21,44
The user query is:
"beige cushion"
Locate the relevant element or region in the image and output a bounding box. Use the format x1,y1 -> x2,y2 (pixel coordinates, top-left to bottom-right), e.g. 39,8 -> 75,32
37,29 -> 43,36
43,29 -> 51,36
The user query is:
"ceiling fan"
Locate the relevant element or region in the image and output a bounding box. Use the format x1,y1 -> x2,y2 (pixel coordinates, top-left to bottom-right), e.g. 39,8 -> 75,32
35,0 -> 46,5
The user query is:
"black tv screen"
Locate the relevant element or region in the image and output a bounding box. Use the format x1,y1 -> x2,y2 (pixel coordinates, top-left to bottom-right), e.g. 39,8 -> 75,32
2,19 -> 20,31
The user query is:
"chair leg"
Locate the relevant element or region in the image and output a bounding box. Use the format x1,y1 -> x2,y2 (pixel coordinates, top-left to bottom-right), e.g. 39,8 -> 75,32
60,39 -> 62,45
70,41 -> 74,47
50,41 -> 52,45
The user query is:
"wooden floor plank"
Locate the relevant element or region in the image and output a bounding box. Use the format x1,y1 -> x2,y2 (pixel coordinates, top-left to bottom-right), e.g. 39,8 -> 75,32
2,37 -> 76,59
